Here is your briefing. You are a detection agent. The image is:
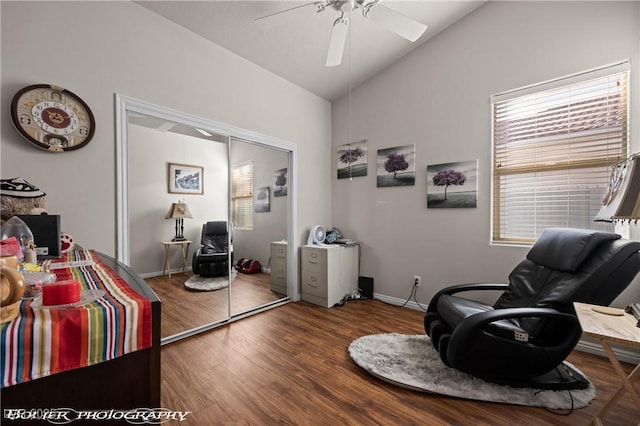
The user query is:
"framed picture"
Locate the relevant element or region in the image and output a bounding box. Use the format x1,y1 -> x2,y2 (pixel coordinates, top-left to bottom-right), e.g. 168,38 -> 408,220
427,160 -> 478,208
255,186 -> 270,212
168,162 -> 204,195
337,140 -> 368,179
273,168 -> 288,197
376,144 -> 416,187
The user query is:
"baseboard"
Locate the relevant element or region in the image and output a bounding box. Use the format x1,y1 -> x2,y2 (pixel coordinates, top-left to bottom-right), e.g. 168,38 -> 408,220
371,293 -> 427,311
139,267 -> 192,279
371,293 -> 640,364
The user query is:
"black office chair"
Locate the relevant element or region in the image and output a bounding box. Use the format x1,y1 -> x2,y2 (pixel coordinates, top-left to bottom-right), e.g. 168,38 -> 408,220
192,221 -> 232,277
424,228 -> 640,390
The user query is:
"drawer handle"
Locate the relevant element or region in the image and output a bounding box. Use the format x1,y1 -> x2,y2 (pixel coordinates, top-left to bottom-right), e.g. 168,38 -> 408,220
311,253 -> 318,259
308,282 -> 318,288
311,276 -> 317,282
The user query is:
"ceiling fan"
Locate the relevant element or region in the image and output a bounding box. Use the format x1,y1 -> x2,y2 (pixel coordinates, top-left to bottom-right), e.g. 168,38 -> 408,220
255,0 -> 427,67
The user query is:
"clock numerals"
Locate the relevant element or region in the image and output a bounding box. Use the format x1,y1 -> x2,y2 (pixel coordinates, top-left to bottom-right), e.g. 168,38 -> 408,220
11,84 -> 95,152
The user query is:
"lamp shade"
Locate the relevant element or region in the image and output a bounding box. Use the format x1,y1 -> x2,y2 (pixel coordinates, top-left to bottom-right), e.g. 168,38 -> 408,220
596,154 -> 640,222
165,202 -> 193,220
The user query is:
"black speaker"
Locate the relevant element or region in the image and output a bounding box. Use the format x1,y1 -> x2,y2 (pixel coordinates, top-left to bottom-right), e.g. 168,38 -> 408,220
18,215 -> 61,259
358,276 -> 373,299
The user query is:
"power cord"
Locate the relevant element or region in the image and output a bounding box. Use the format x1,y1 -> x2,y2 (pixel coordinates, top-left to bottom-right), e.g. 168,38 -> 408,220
334,291 -> 369,307
400,283 -> 427,311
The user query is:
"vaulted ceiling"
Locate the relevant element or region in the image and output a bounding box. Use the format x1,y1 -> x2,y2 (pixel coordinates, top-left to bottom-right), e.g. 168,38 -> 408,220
137,1 -> 485,101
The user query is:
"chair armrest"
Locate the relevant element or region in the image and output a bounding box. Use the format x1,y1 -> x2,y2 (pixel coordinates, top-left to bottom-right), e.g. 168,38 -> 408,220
427,283 -> 509,313
450,307 -> 578,343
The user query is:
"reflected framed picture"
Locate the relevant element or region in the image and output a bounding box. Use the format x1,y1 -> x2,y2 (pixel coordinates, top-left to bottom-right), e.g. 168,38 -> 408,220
255,186 -> 270,212
168,162 -> 204,195
273,168 -> 288,197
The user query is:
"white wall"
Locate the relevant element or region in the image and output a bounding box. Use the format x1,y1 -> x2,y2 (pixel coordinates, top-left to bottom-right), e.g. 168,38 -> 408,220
332,1 -> 640,304
1,1 -> 332,259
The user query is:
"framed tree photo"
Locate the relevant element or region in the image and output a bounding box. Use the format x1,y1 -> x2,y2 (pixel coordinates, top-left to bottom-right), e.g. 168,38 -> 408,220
255,186 -> 270,212
168,162 -> 204,195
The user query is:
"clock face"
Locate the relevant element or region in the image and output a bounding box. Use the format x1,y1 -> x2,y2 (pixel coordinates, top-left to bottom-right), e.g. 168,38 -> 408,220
11,84 -> 95,152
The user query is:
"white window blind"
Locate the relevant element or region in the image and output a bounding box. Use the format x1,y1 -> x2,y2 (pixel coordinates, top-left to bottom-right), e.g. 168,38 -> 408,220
491,62 -> 629,245
232,161 -> 253,230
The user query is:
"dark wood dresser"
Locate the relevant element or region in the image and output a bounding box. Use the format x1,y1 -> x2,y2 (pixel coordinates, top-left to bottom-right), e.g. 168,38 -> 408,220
1,253 -> 161,421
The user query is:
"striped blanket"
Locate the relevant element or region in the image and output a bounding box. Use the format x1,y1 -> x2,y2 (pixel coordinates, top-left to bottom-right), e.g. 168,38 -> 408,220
1,250 -> 152,388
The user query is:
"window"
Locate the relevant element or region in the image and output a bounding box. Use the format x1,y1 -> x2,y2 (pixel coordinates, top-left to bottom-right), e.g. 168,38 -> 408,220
491,62 -> 629,245
232,161 -> 253,230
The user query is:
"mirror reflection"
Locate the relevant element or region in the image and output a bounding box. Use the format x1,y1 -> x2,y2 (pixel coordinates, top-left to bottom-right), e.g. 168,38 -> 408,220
229,138 -> 289,315
123,108 -> 290,343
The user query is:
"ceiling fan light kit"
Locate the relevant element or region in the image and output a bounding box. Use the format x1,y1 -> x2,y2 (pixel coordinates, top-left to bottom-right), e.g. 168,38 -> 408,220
255,0 -> 428,67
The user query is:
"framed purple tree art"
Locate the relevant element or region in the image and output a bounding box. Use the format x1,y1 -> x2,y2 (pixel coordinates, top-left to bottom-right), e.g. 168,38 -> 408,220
427,160 -> 478,208
337,140 -> 368,179
376,144 -> 415,187
273,168 -> 288,197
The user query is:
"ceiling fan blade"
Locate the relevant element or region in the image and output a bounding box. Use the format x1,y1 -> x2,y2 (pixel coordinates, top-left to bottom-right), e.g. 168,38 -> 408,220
364,4 -> 427,42
255,2 -> 322,29
325,16 -> 349,67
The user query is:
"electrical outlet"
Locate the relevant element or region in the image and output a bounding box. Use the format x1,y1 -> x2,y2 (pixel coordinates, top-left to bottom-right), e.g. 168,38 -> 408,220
414,275 -> 421,287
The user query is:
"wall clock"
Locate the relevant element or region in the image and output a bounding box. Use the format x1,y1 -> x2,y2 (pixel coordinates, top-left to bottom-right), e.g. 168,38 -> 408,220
11,84 -> 95,152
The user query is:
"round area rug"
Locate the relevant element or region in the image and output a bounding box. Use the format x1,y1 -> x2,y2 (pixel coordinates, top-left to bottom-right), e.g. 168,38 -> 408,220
184,269 -> 237,291
348,333 -> 596,410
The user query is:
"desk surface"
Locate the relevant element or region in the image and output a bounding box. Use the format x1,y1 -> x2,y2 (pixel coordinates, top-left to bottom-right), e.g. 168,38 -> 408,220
574,302 -> 640,348
161,240 -> 192,245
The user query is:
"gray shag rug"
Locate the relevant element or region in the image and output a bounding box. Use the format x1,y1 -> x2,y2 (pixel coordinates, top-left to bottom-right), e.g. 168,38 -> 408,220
184,269 -> 237,291
348,333 -> 596,410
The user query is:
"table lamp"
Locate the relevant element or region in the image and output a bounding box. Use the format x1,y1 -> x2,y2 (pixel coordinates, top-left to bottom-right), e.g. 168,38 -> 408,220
165,201 -> 193,241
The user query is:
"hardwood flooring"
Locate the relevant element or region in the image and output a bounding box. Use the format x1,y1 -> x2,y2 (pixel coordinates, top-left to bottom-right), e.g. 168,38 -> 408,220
145,271 -> 285,338
158,294 -> 640,425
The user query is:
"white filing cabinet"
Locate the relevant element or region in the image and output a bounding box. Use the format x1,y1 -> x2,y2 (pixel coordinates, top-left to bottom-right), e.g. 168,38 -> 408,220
300,244 -> 358,308
270,241 -> 287,295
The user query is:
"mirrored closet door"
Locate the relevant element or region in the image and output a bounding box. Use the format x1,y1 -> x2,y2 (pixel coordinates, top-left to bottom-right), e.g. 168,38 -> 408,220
116,96 -> 295,344
229,138 -> 290,316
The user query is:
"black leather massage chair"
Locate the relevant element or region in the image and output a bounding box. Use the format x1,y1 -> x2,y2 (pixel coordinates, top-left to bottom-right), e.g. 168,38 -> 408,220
425,228 -> 640,390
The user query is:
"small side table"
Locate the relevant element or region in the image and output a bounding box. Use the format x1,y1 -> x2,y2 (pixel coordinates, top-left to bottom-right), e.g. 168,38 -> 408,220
573,302 -> 640,425
161,240 -> 191,277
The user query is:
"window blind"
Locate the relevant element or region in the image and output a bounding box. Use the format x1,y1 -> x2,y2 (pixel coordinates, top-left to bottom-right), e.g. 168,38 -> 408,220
232,161 -> 253,229
491,62 -> 629,244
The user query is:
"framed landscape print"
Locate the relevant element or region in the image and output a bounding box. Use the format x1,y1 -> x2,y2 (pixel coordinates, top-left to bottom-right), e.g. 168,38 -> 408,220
427,160 -> 477,208
273,168 -> 288,197
376,144 -> 416,187
337,140 -> 368,179
255,186 -> 270,212
168,162 -> 204,195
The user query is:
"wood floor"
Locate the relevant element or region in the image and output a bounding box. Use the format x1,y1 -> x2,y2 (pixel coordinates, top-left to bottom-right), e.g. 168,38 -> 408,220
146,271 -> 285,338
157,291 -> 640,425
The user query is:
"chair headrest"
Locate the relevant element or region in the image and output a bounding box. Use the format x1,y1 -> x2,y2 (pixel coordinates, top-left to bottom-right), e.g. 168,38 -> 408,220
204,221 -> 227,235
527,228 -> 621,272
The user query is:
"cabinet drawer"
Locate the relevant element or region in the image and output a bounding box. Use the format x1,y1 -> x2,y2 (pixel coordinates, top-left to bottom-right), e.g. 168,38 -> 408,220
301,270 -> 327,298
272,265 -> 287,280
271,244 -> 287,259
301,248 -> 327,273
271,274 -> 286,286
271,258 -> 287,277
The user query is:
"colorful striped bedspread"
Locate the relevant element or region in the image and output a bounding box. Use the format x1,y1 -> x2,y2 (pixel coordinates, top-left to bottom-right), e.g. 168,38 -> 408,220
0,250 -> 152,388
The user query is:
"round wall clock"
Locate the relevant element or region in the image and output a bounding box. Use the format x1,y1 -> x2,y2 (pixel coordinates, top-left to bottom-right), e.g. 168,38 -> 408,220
11,84 -> 95,152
